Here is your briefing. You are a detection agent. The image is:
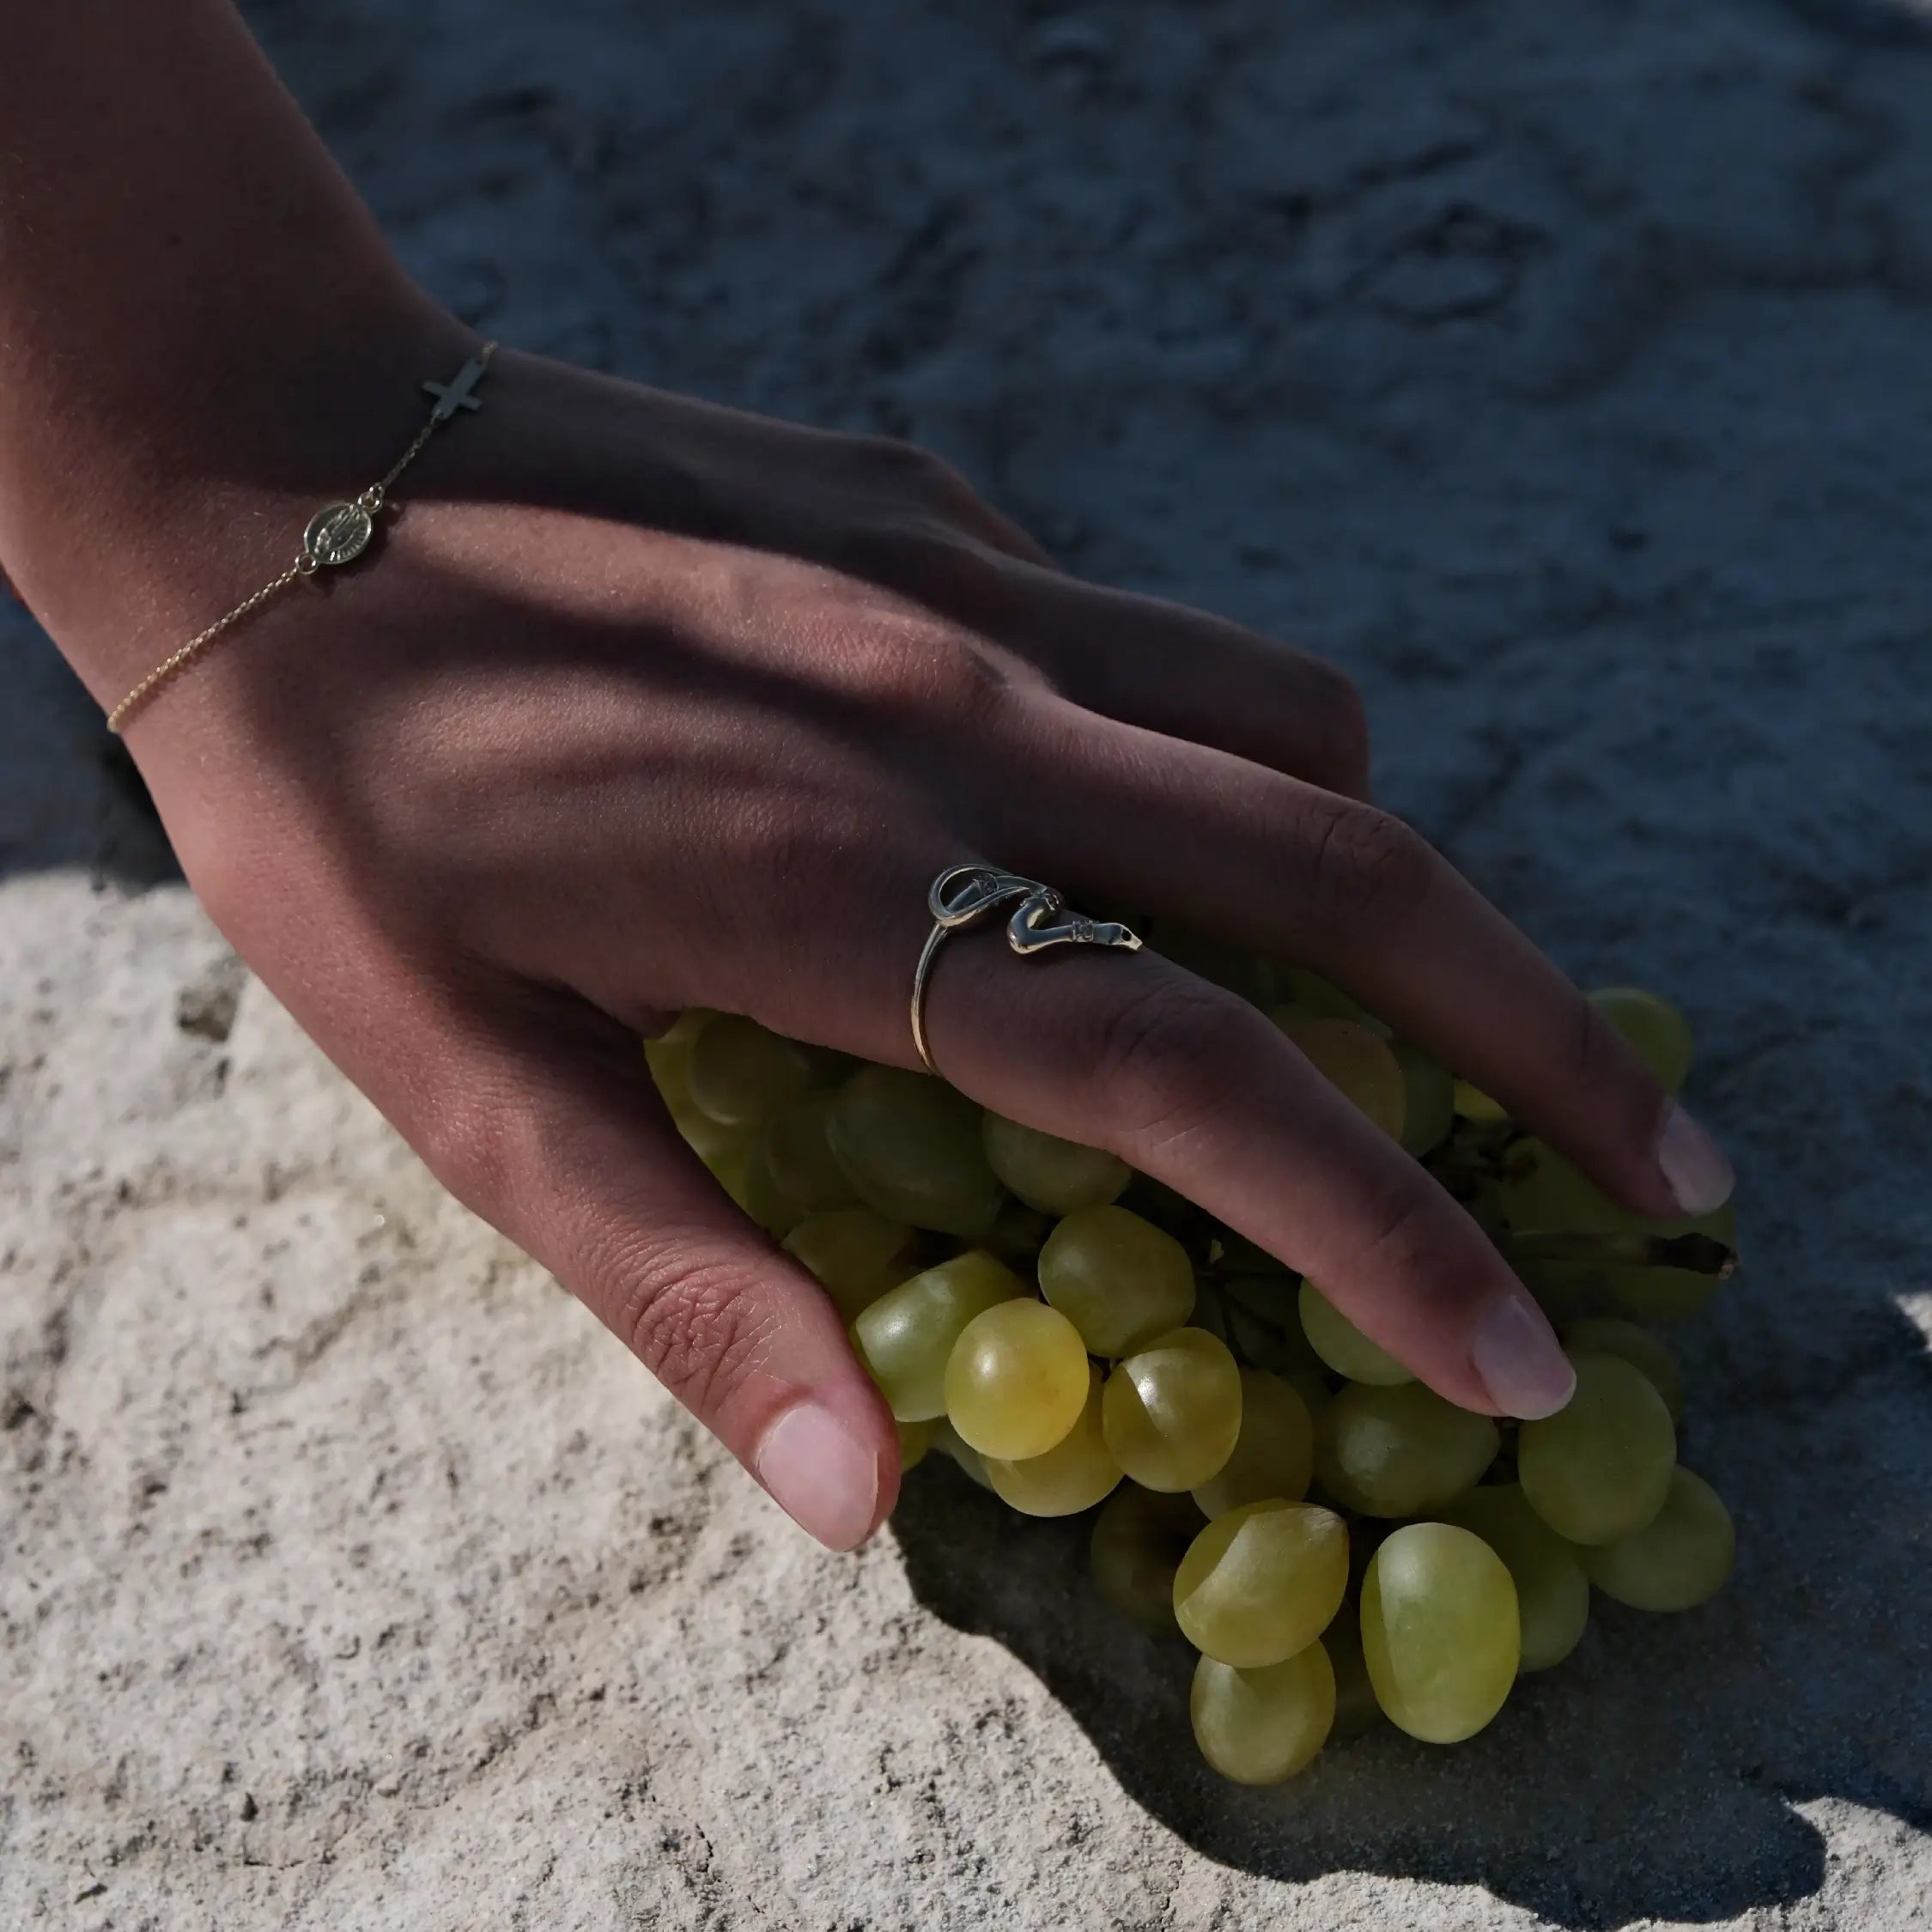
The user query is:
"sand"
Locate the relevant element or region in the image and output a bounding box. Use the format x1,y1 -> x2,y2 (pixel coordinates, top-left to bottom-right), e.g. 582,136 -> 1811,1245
4,1 -> 1931,1925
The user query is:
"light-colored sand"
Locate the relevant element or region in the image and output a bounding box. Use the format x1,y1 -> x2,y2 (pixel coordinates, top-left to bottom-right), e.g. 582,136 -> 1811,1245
5,2 -> 1932,1925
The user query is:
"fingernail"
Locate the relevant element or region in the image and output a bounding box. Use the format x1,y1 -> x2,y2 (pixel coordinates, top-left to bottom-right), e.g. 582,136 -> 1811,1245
1656,1101 -> 1735,1216
755,1400 -> 880,1552
1471,1292 -> 1577,1419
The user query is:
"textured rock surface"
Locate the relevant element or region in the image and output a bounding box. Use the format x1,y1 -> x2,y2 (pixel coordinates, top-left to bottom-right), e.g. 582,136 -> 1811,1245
5,1 -> 1932,1925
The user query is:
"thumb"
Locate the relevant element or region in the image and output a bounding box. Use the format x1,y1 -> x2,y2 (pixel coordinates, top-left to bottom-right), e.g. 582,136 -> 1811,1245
416,1007 -> 900,1552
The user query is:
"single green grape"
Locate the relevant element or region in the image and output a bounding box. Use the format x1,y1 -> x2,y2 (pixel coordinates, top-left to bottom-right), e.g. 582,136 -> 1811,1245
985,1365 -> 1122,1516
1274,1014 -> 1407,1143
1090,1485 -> 1203,1637
783,1207 -> 920,1326
853,1251 -> 1027,1421
686,1013 -> 820,1127
1173,1498 -> 1349,1668
1101,1327 -> 1243,1492
827,1067 -> 1006,1238
1394,1042 -> 1456,1156
982,1113 -> 1131,1215
1315,1382 -> 1499,1517
944,1298 -> 1092,1461
1361,1522 -> 1519,1743
1321,1603 -> 1385,1739
1037,1206 -> 1196,1358
1189,1643 -> 1335,1784
1561,1316 -> 1684,1421
1437,1483 -> 1590,1671
1298,1281 -> 1414,1386
1518,1351 -> 1676,1545
1589,984 -> 1693,1092
1579,1467 -> 1735,1610
1191,1369 -> 1315,1517
757,1090 -> 860,1216
896,1417 -> 938,1474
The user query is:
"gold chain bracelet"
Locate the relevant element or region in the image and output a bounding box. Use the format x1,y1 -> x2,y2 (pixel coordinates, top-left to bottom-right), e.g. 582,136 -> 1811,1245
105,341 -> 500,735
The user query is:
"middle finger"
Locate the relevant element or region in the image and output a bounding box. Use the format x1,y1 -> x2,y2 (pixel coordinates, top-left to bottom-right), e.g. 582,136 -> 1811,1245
990,698 -> 1732,1226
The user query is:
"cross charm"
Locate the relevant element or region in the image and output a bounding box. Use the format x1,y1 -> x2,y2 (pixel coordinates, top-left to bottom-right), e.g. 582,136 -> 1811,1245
422,354 -> 492,421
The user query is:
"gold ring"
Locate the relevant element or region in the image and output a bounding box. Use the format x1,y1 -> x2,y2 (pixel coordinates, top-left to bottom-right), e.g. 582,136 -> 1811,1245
910,865 -> 1143,1076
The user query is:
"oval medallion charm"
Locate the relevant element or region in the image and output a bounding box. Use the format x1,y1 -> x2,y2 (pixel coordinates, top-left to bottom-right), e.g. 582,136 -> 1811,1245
303,501 -> 375,569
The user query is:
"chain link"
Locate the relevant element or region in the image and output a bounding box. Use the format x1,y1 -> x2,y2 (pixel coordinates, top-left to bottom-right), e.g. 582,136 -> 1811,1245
106,341 -> 498,735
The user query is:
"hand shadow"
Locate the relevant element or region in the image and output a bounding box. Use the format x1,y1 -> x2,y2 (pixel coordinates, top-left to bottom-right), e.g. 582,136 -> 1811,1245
887,1290 -> 1932,1930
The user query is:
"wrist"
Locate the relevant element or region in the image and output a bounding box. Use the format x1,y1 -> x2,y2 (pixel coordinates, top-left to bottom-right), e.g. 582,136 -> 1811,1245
9,278 -> 479,713
0,0 -> 485,708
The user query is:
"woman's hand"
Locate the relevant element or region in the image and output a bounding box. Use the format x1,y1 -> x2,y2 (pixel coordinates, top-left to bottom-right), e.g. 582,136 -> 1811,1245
77,325 -> 1729,1552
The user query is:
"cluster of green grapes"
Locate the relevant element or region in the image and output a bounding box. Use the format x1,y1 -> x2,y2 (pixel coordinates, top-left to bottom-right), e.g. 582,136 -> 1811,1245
644,956 -> 1739,1785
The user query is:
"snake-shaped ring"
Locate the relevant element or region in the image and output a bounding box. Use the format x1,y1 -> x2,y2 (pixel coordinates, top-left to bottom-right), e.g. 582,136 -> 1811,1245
909,864 -> 1143,1077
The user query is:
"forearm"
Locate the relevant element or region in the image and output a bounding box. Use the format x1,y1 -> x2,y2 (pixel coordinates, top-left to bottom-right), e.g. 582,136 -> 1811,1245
0,0 -> 459,703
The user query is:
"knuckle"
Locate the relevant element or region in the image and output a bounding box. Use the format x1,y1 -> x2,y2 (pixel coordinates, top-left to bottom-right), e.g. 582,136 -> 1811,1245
845,606 -> 1020,728
617,1236 -> 782,1414
1091,977 -> 1267,1154
1292,797 -> 1437,933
